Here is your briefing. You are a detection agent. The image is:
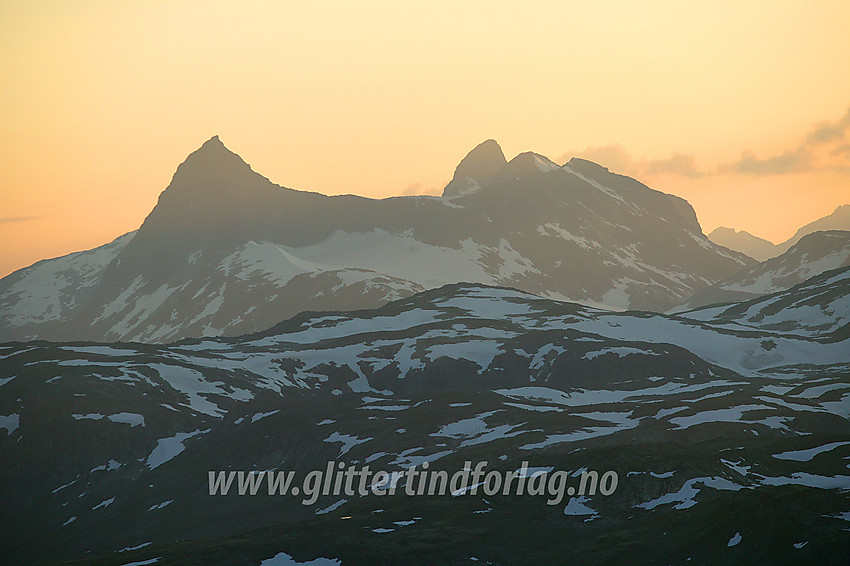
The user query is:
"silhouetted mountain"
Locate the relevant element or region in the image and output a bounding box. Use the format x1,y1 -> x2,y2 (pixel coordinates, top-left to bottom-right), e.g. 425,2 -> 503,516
776,204 -> 850,254
442,139 -> 507,197
679,230 -> 850,310
0,137 -> 753,343
708,227 -> 776,261
710,204 -> 850,260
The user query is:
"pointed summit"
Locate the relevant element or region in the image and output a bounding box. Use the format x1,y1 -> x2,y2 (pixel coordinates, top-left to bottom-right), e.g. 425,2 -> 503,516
191,134 -> 231,158
442,139 -> 507,197
154,135 -> 272,206
137,135 -> 283,244
112,135 -> 294,279
201,134 -> 223,147
176,135 -> 248,178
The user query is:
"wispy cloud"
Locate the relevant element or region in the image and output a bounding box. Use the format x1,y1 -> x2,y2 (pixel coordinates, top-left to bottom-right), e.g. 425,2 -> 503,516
401,182 -> 441,196
720,149 -> 812,175
806,107 -> 850,145
720,106 -> 850,175
560,145 -> 705,179
0,216 -> 41,224
832,144 -> 850,157
563,105 -> 850,179
645,153 -> 704,178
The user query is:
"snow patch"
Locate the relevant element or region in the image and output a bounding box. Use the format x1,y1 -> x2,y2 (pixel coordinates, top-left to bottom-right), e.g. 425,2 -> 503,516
146,429 -> 209,470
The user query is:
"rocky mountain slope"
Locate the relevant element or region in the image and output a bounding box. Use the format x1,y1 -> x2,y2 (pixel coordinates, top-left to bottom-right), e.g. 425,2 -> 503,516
0,137 -> 752,343
778,204 -> 850,254
1,266 -> 848,564
679,230 -> 850,310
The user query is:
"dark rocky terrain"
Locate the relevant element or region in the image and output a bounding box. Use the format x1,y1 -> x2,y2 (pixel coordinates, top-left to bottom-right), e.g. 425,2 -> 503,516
1,266 -> 848,564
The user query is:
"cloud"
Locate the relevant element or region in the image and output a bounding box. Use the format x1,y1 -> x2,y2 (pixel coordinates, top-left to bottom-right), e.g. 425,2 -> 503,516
559,104 -> 850,181
401,182 -> 441,196
402,182 -> 423,195
720,149 -> 812,175
566,144 -> 636,175
721,105 -> 850,175
401,182 -> 443,197
645,153 -> 704,178
806,107 -> 850,145
832,144 -> 850,156
0,216 -> 41,224
560,145 -> 705,178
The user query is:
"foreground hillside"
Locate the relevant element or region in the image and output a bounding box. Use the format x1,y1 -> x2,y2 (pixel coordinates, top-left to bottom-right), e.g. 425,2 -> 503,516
1,267 -> 848,564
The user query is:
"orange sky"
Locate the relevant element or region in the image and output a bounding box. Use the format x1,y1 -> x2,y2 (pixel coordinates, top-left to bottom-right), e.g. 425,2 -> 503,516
1,0 -> 849,278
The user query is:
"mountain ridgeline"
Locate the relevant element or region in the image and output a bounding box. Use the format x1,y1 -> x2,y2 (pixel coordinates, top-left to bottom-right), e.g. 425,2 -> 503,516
1,136 -> 849,564
0,137 -> 753,343
681,230 -> 850,310
709,204 -> 850,261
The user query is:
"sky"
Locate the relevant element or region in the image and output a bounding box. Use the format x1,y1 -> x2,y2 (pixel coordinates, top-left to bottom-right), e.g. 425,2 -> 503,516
1,0 -> 849,278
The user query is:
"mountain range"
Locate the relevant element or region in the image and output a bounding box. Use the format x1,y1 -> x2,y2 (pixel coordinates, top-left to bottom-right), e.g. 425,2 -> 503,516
0,136 -> 754,343
2,136 -> 849,564
709,205 -> 850,261
678,229 -> 850,310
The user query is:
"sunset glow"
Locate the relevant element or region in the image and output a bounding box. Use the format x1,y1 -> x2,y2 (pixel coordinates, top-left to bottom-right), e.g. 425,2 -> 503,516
2,0 -> 849,277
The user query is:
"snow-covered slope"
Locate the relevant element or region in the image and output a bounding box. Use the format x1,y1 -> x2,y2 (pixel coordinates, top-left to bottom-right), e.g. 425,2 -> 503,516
1,268 -> 848,564
0,136 -> 752,343
0,232 -> 136,339
679,230 -> 850,310
678,264 -> 850,339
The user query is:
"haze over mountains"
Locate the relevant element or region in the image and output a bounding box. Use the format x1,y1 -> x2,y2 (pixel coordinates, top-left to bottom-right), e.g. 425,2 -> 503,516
709,205 -> 850,261
0,136 -> 756,343
707,227 -> 778,262
1,136 -> 849,564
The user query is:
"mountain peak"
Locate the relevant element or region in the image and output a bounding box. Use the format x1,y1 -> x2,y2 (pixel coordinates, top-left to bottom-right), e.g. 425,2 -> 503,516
200,134 -> 224,148
779,202 -> 850,253
564,157 -> 611,175
162,136 -> 259,197
189,134 -> 239,160
500,151 -> 560,178
707,226 -> 777,261
136,135 -> 278,241
442,139 -> 507,197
